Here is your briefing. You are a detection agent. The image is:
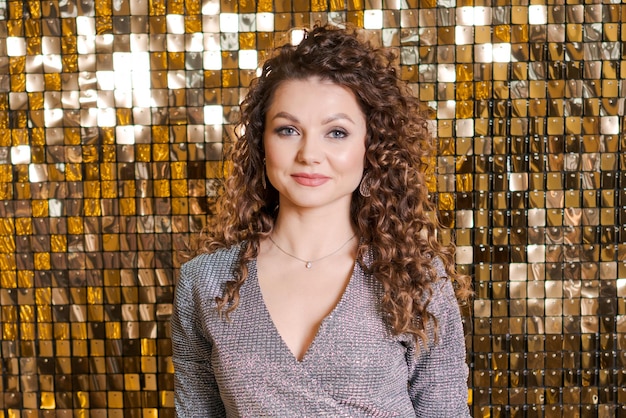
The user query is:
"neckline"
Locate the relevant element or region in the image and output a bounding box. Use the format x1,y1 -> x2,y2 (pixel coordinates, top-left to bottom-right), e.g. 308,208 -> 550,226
250,258 -> 358,363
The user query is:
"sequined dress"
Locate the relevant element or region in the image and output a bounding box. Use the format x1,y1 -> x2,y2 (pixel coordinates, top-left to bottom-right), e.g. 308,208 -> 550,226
171,245 -> 470,417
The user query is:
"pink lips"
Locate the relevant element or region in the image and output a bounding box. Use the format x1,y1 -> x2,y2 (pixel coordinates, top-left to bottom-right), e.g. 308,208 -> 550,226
291,173 -> 330,187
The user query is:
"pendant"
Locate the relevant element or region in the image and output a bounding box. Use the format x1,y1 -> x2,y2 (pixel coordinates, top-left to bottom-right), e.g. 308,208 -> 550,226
305,261 -> 312,268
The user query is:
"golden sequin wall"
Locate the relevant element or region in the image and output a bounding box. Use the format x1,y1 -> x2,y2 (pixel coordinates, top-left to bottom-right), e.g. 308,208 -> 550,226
0,0 -> 625,416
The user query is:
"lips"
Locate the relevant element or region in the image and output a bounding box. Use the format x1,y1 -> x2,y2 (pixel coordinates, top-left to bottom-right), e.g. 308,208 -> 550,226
291,173 -> 331,187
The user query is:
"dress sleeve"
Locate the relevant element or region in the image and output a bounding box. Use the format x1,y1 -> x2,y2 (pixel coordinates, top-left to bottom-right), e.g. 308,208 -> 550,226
170,261 -> 226,417
406,278 -> 471,417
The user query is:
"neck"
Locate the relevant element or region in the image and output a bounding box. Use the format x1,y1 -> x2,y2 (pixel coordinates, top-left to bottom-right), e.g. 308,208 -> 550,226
271,210 -> 356,260
273,211 -> 354,239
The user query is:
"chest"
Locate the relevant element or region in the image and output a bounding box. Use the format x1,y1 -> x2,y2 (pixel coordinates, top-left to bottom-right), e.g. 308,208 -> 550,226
202,270 -> 411,399
257,257 -> 355,361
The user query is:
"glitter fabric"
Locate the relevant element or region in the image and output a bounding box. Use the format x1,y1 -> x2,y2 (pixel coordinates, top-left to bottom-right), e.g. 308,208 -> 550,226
171,246 -> 470,417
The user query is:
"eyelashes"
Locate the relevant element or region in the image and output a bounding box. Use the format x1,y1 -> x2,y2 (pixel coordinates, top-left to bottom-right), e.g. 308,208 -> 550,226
274,126 -> 298,136
328,129 -> 348,139
273,126 -> 350,139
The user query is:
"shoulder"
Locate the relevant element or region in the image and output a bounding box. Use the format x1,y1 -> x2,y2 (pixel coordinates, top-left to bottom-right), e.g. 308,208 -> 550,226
428,256 -> 457,308
181,244 -> 242,276
430,256 -> 447,279
176,244 -> 242,298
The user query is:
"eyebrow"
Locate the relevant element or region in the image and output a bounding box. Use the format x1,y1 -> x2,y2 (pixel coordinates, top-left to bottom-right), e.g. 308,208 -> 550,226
270,111 -> 356,125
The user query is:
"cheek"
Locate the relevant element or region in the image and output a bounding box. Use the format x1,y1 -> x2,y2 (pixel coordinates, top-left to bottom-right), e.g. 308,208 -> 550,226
336,147 -> 366,176
264,148 -> 283,170
263,140 -> 279,166
263,146 -> 290,186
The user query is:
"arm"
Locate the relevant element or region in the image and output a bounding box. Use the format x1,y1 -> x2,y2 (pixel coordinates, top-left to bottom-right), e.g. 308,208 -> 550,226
170,261 -> 226,417
407,279 -> 470,417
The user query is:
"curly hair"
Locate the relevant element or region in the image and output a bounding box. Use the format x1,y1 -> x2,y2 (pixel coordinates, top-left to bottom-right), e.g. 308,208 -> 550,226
189,24 -> 472,347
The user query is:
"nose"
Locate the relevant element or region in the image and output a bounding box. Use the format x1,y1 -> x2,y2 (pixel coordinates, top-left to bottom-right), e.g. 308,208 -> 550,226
296,134 -> 322,164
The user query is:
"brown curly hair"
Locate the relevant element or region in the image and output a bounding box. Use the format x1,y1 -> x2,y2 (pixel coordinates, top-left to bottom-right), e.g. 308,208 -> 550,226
189,24 -> 472,346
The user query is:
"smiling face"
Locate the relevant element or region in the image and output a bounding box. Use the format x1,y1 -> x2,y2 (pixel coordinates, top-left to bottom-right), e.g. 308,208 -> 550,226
263,77 -> 367,214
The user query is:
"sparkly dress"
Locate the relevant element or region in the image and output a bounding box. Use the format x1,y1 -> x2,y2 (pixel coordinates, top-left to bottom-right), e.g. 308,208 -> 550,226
171,246 -> 470,417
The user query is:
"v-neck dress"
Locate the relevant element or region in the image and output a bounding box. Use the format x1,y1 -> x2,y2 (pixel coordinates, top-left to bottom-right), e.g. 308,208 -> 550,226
171,245 -> 470,417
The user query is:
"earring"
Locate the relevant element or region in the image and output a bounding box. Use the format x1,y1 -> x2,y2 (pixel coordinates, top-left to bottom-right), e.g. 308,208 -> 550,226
262,158 -> 267,189
359,175 -> 371,197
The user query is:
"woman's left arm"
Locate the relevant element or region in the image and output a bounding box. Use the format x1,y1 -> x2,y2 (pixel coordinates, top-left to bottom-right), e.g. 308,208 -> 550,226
407,278 -> 471,417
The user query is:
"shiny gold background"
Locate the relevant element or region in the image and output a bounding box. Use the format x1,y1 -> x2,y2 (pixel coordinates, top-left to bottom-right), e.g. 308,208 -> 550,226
0,0 -> 625,416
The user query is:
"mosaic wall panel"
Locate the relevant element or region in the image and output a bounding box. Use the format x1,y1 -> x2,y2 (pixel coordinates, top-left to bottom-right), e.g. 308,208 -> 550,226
0,0 -> 625,416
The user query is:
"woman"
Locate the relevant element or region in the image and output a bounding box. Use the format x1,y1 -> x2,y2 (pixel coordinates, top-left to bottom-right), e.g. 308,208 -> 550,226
171,25 -> 472,417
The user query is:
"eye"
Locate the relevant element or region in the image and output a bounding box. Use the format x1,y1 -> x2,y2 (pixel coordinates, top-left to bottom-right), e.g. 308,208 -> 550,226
275,126 -> 299,136
328,129 -> 348,139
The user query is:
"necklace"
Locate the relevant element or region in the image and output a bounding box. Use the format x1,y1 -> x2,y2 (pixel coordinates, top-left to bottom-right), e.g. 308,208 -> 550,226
268,233 -> 356,269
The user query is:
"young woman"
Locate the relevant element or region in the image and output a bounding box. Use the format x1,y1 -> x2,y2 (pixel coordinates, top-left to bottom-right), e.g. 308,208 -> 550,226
171,25 -> 472,417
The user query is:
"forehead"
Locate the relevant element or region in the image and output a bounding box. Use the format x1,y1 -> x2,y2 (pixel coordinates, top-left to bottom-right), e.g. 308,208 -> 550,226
267,77 -> 363,113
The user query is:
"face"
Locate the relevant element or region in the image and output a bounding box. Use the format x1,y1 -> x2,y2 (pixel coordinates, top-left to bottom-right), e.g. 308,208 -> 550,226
263,77 -> 367,213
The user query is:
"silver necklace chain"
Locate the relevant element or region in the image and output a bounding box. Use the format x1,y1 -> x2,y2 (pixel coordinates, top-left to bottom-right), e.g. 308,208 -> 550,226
268,233 -> 356,269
